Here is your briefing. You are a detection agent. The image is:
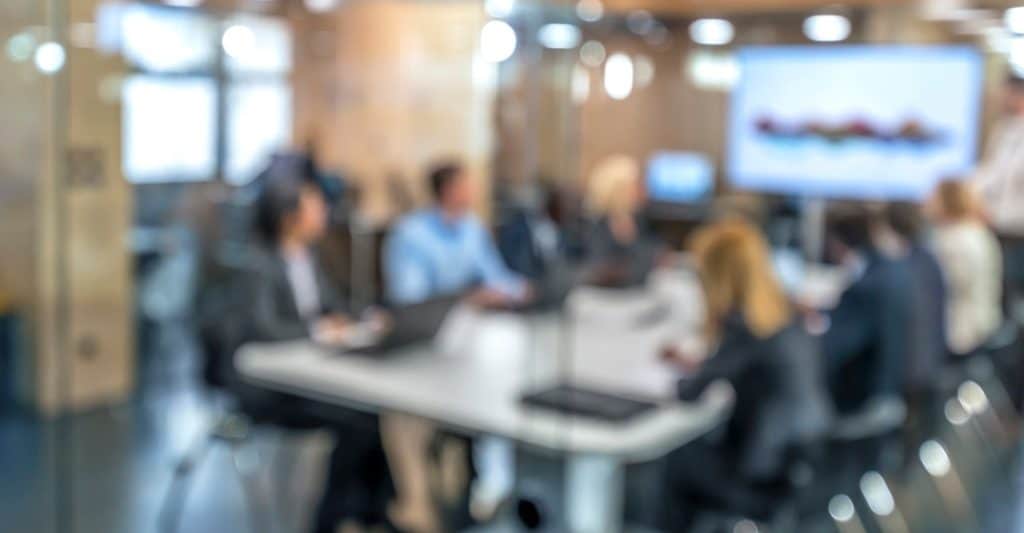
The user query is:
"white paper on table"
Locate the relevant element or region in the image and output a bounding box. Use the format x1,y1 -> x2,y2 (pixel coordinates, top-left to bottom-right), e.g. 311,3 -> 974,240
435,303 -> 483,357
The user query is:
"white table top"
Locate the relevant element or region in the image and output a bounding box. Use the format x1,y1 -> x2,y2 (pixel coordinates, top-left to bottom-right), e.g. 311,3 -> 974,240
236,291 -> 733,462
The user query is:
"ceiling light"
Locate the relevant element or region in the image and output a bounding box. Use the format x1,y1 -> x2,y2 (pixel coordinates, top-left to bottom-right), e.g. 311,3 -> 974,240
486,0 -> 516,19
480,20 -> 517,63
538,23 -> 581,50
304,0 -> 340,13
604,52 -> 633,100
803,14 -> 851,42
690,18 -> 734,46
34,41 -> 66,75
576,0 -> 603,23
222,24 -> 255,59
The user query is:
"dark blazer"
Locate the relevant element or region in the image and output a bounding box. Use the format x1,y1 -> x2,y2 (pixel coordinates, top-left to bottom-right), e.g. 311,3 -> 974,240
824,251 -> 913,413
903,244 -> 948,392
232,245 -> 350,419
678,315 -> 834,481
245,245 -> 349,343
585,215 -> 661,288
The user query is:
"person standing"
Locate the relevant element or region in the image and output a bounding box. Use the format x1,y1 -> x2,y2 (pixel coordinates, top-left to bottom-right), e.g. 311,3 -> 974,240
974,75 -> 1024,309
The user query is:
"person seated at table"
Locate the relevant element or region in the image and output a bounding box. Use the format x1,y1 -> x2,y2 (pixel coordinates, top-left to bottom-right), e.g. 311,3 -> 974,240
582,155 -> 663,288
384,160 -> 531,525
820,206 -> 913,414
884,202 -> 948,392
385,160 -> 532,308
661,219 -> 833,528
927,179 -> 1004,356
246,167 -> 397,533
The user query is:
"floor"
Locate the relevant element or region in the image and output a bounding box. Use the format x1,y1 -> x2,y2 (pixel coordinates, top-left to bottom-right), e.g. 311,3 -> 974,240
0,322 -> 331,533
3,319 -> 1024,533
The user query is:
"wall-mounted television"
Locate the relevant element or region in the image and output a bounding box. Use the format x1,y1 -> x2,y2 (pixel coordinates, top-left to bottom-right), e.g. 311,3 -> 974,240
646,151 -> 714,204
727,45 -> 984,199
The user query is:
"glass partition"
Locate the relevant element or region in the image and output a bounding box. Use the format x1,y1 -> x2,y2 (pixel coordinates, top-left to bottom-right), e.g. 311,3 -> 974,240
1,1 -> 1019,532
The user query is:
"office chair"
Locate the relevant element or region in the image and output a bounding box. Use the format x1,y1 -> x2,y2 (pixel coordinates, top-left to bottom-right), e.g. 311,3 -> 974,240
829,395 -> 908,489
158,194 -> 302,533
157,265 -> 290,533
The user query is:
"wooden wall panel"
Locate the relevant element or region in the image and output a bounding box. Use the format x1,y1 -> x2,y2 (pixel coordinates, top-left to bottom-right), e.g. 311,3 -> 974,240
61,0 -> 135,410
603,0 -> 910,16
291,0 -> 496,222
0,0 -> 46,408
0,0 -> 134,413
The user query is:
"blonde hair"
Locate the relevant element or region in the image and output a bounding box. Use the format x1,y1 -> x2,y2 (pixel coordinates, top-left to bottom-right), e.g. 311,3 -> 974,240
933,179 -> 982,222
690,219 -> 791,339
586,155 -> 640,217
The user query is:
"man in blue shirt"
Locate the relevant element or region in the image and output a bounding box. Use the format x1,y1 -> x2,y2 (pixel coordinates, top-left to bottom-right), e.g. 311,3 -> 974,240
386,161 -> 530,306
384,161 -> 531,525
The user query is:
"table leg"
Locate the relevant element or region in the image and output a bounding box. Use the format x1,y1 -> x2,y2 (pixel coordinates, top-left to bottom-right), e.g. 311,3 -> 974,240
514,449 -> 625,533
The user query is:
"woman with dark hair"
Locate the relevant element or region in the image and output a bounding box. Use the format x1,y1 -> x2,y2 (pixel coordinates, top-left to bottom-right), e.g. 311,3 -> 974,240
245,167 -> 397,533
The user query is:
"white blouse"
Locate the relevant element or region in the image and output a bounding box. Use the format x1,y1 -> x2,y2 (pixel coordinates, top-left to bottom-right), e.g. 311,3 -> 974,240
281,248 -> 321,321
932,222 -> 1003,354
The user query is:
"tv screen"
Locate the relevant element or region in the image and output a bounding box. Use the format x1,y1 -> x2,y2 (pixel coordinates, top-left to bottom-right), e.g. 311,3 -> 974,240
647,151 -> 714,204
727,46 -> 983,199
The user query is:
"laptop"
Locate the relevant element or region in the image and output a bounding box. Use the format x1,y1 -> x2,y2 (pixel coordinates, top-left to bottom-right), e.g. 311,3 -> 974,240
346,294 -> 461,356
520,384 -> 659,423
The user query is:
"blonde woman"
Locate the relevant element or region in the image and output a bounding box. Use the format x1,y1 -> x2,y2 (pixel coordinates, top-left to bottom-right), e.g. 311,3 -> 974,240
583,155 -> 661,287
929,180 -> 1004,355
662,220 -> 832,528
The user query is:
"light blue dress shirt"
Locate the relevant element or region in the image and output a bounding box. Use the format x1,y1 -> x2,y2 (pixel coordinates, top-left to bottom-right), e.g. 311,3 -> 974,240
385,209 -> 526,304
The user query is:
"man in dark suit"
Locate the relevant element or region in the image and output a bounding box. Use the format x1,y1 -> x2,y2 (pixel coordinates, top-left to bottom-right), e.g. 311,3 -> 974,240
822,207 -> 913,414
885,201 -> 949,448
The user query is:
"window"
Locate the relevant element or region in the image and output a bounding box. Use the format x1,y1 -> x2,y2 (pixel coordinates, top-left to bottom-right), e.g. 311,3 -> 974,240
117,3 -> 292,185
122,76 -> 218,183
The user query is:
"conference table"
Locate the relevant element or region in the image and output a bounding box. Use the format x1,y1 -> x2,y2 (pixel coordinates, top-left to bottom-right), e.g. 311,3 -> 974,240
236,272 -> 735,533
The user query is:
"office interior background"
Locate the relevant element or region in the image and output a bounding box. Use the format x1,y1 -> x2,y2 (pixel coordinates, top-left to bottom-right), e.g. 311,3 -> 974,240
5,0 -> 1024,532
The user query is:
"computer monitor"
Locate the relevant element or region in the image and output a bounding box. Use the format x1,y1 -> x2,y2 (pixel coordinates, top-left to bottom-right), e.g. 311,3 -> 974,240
646,151 -> 715,204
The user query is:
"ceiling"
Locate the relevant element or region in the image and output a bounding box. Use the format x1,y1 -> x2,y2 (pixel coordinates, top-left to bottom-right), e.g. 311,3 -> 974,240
601,0 -> 911,16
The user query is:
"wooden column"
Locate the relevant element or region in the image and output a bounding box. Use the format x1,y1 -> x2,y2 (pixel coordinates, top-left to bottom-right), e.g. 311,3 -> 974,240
0,0 -> 134,414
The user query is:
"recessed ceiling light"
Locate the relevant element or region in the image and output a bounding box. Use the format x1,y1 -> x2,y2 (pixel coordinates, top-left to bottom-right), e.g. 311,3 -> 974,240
690,18 -> 734,46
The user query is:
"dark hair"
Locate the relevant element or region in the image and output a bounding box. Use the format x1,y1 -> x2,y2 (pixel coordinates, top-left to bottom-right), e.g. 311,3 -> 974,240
885,201 -> 925,241
825,205 -> 875,251
255,161 -> 321,244
428,161 -> 464,201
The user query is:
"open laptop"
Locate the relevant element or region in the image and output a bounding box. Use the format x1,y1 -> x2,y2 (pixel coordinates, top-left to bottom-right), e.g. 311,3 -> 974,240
346,294 -> 462,356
